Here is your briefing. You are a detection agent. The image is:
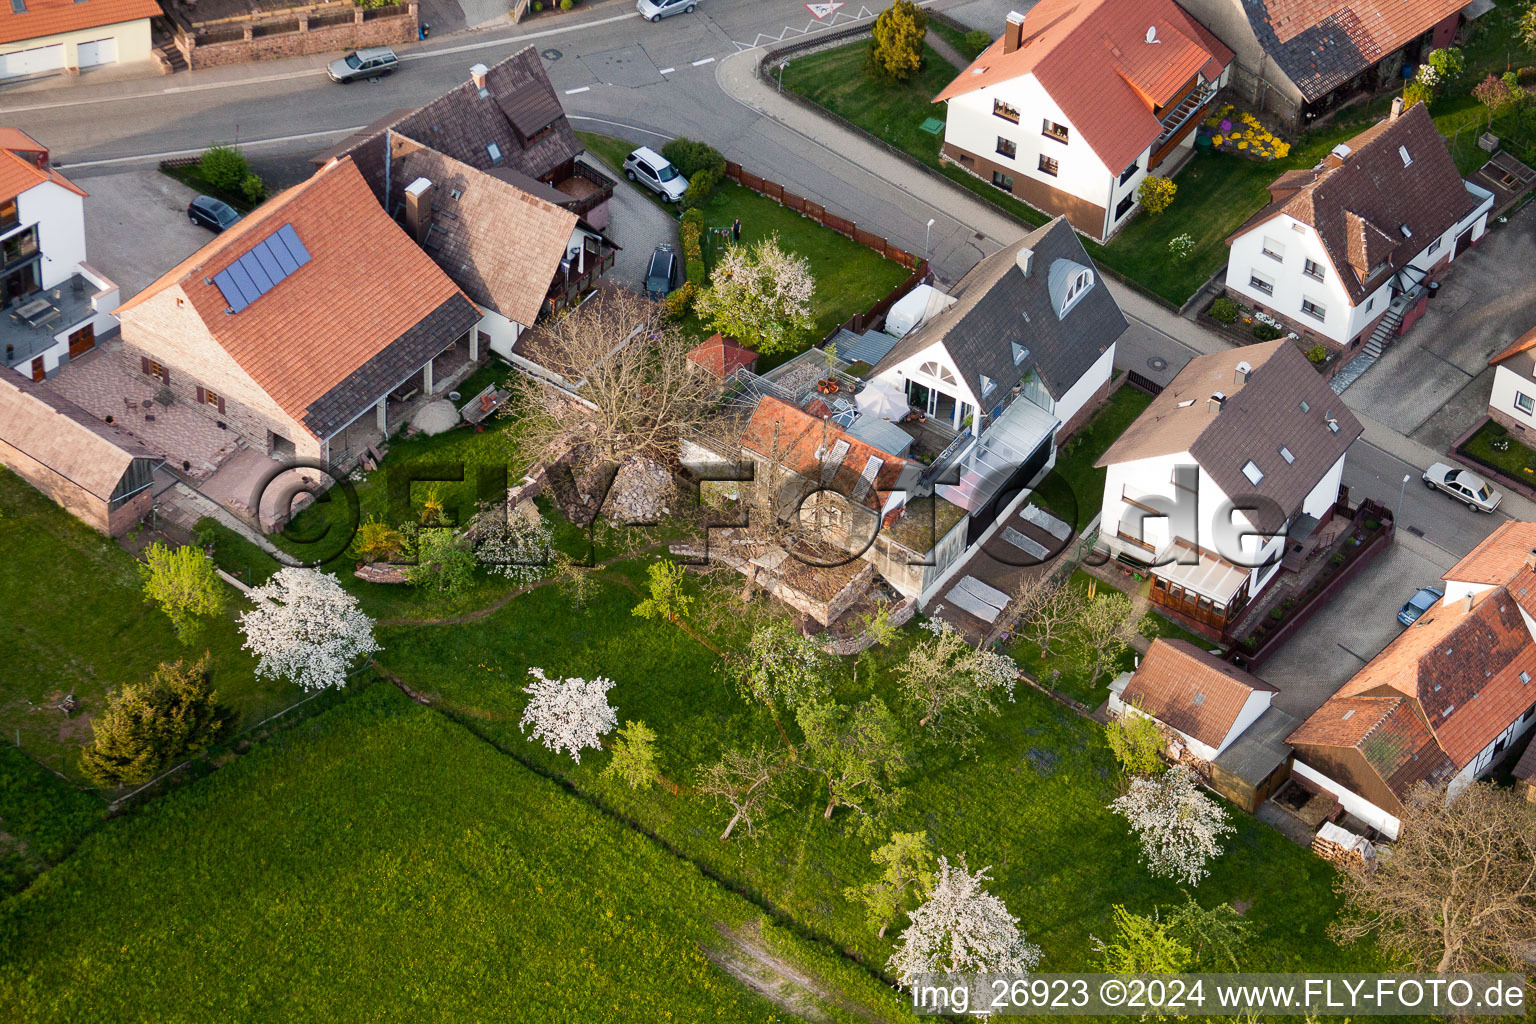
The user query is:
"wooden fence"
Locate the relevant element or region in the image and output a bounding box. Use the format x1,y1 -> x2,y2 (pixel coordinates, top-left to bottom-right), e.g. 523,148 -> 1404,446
723,161 -> 923,271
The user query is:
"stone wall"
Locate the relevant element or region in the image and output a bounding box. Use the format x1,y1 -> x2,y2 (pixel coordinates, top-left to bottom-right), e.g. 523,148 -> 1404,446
178,3 -> 418,70
0,437 -> 150,536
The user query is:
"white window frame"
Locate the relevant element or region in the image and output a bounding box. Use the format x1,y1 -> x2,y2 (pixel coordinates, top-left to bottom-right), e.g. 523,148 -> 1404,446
1248,272 -> 1274,296
1301,297 -> 1327,322
1261,237 -> 1285,261
1516,392 -> 1535,415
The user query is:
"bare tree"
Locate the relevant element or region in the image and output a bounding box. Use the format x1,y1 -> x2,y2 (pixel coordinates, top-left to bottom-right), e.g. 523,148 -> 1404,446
504,289 -> 715,471
1332,782 -> 1536,973
1011,572 -> 1078,657
697,744 -> 785,841
896,620 -> 1019,752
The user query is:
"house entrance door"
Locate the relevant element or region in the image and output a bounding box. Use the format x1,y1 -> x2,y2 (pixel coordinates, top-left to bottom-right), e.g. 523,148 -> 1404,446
30,356 -> 44,381
68,324 -> 95,359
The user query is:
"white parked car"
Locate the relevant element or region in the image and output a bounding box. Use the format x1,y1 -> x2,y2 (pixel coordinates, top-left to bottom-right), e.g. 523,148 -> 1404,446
622,146 -> 689,203
1422,462 -> 1502,513
637,0 -> 696,21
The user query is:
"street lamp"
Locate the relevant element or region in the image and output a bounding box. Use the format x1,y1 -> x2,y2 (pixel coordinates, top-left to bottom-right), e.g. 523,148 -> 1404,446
1396,472 -> 1411,526
924,217 -> 935,263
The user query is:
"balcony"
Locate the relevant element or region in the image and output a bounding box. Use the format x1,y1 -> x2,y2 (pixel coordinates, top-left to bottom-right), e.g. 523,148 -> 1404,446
1152,81 -> 1218,158
2,269 -> 116,373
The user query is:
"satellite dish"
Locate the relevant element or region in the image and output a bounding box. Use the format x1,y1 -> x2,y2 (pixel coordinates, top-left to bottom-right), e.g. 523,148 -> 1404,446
1146,25 -> 1160,43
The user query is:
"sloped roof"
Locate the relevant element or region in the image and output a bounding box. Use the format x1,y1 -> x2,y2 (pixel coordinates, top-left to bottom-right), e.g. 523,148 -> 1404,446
1490,324 -> 1536,366
740,396 -> 911,513
1238,0 -> 1470,102
117,158 -> 479,440
933,0 -> 1232,173
385,135 -> 577,327
1230,105 -> 1478,303
687,333 -> 758,380
1288,695 -> 1456,801
0,372 -> 156,502
1095,340 -> 1362,532
0,128 -> 86,204
870,217 -> 1126,413
0,0 -> 159,45
1443,520 -> 1536,587
1123,638 -> 1276,749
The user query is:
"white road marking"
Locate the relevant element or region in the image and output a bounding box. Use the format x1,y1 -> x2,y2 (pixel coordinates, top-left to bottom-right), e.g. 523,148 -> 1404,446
658,67 -> 675,74
564,86 -> 591,94
691,56 -> 715,66
56,125 -> 364,170
730,4 -> 877,51
567,115 -> 671,141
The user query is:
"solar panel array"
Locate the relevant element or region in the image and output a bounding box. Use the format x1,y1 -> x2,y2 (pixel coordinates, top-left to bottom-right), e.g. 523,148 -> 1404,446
213,224 -> 311,314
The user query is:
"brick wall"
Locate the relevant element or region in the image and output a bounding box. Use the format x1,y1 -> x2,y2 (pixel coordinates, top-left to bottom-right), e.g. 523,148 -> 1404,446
0,438 -> 149,536
181,5 -> 417,70
940,141 -> 1108,240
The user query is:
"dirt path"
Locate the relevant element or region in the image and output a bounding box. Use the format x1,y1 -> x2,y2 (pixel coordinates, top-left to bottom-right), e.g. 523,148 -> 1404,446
707,921 -> 896,1024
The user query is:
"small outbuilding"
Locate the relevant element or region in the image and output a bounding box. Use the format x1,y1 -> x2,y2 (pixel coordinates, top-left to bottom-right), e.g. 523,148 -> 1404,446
687,333 -> 757,380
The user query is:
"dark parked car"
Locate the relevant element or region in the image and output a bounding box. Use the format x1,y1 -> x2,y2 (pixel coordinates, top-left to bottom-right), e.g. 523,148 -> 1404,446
645,244 -> 681,299
326,46 -> 399,84
187,195 -> 241,233
1397,586 -> 1444,626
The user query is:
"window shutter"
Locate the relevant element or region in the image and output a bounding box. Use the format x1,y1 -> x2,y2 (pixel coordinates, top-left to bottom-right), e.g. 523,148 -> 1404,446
161,366 -> 171,385
216,396 -> 226,414
140,356 -> 151,374
195,386 -> 205,404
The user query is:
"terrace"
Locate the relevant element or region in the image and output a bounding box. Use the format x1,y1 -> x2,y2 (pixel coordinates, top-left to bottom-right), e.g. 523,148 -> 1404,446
1,269 -> 118,376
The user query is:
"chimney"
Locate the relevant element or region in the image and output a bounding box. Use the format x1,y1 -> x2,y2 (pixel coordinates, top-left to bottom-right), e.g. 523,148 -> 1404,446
1390,96 -> 1404,120
1003,10 -> 1026,54
1208,391 -> 1226,414
1016,246 -> 1034,277
403,177 -> 434,246
470,63 -> 489,93
1462,592 -> 1475,614
1234,361 -> 1252,384
1524,548 -> 1536,571
1322,143 -> 1350,170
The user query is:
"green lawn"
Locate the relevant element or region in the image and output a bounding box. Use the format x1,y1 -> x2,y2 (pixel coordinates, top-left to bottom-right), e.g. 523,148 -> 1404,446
578,131 -> 912,368
1032,384 -> 1155,531
0,746 -> 101,896
1461,419 -> 1536,482
0,682 -> 905,1023
0,470 -> 292,784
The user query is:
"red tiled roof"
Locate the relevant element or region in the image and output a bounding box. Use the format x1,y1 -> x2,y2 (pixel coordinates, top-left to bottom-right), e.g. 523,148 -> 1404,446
0,127 -> 86,204
933,0 -> 1232,173
1288,695 -> 1455,801
1443,520 -> 1536,587
0,0 -> 159,46
740,396 -> 910,513
117,158 -> 476,440
687,333 -> 757,379
1122,639 -> 1275,749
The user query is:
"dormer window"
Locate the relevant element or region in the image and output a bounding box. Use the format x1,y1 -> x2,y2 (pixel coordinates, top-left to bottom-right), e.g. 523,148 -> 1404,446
1012,342 -> 1029,366
487,142 -> 504,166
1064,269 -> 1089,303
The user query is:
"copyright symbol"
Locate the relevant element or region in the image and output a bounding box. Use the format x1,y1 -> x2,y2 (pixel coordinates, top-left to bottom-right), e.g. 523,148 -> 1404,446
247,457 -> 361,568
1100,979 -> 1127,1007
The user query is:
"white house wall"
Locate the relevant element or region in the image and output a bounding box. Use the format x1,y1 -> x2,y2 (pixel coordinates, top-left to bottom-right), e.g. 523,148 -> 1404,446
871,339 -> 982,423
944,75 -> 1115,212
1490,364 -> 1536,432
477,309 -> 524,363
1215,688 -> 1274,755
0,18 -> 152,77
1292,759 -> 1402,839
17,179 -> 86,292
1052,344 -> 1115,430
1226,213 -> 1374,346
1301,452 -> 1347,521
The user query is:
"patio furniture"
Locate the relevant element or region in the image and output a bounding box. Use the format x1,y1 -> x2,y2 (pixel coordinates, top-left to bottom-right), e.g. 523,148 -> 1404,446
16,296 -> 51,323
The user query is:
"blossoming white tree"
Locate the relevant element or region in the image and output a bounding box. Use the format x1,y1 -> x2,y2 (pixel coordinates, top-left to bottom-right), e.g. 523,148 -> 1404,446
519,667 -> 617,763
887,854 -> 1042,989
239,567 -> 380,691
473,499 -> 553,586
896,619 -> 1018,751
1110,766 -> 1234,886
694,234 -> 815,356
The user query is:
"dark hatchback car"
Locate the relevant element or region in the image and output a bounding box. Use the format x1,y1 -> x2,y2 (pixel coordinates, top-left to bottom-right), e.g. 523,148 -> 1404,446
645,244 -> 681,299
187,195 -> 241,233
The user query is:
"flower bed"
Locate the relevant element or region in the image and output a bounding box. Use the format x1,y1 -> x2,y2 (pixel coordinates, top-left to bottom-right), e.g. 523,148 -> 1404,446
1200,105 -> 1292,161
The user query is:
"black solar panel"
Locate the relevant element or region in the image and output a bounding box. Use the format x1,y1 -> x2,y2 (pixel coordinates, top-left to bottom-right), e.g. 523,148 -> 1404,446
214,223 -> 311,313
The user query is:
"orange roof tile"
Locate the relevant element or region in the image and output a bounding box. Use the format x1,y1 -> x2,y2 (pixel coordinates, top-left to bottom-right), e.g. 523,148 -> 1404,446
1443,521 -> 1536,587
1288,695 -> 1454,800
687,333 -> 757,380
117,157 -> 477,440
0,0 -> 160,46
1122,638 -> 1275,749
1490,324 -> 1536,366
0,128 -> 86,204
740,396 -> 910,513
933,0 -> 1232,173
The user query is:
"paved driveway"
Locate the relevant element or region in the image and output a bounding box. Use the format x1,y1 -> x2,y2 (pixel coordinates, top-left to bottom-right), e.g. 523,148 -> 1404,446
603,168 -> 679,294
1344,201 -> 1536,453
80,170 -> 212,302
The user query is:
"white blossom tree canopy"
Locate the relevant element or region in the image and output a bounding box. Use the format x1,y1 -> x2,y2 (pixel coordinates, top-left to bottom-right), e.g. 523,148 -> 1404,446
519,667 -> 618,763
473,498 -> 553,586
887,854 -> 1042,989
693,234 -> 816,356
1110,765 -> 1234,886
239,567 -> 380,691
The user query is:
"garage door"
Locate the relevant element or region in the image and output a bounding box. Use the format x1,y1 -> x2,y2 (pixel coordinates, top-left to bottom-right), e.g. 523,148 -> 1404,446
75,38 -> 118,69
0,43 -> 65,79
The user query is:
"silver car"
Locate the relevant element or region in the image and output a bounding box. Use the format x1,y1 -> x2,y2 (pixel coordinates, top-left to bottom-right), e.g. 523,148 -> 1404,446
622,146 -> 689,203
327,47 -> 399,83
637,0 -> 696,21
1422,462 -> 1502,513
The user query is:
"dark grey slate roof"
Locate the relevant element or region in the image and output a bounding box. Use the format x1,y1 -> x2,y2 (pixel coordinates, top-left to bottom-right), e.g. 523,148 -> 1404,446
870,217 -> 1127,417
1212,704 -> 1298,786
303,294 -> 480,438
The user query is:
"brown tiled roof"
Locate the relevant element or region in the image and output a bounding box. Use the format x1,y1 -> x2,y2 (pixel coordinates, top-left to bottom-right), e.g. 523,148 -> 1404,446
0,128 -> 86,204
933,0 -> 1232,174
117,158 -> 479,441
1490,325 -> 1536,366
1288,695 -> 1455,801
336,48 -> 584,195
1230,105 -> 1478,304
1122,639 -> 1276,749
1443,520 -> 1536,587
741,396 -> 911,513
1240,0 -> 1469,102
0,0 -> 159,45
0,372 -> 157,502
687,333 -> 758,380
386,135 -> 577,328
1095,340 -> 1362,532
309,109 -> 416,168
